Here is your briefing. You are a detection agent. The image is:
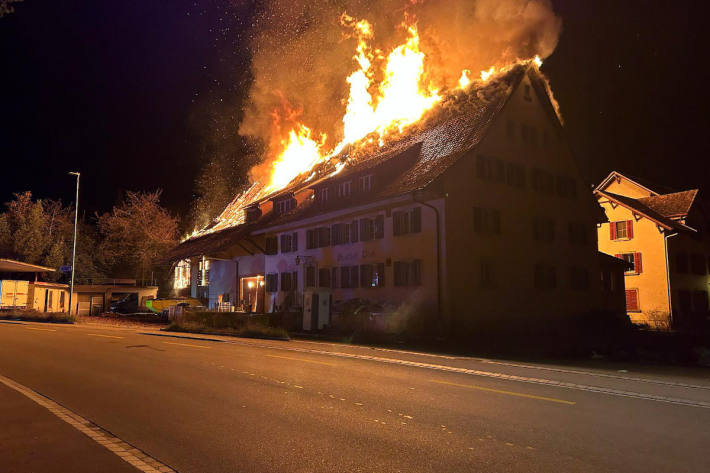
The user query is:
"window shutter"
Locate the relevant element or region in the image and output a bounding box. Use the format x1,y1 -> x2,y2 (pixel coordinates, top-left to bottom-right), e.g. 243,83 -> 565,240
332,267 -> 338,289
375,215 -> 385,239
610,223 -> 617,240
626,220 -> 634,239
634,252 -> 642,274
377,263 -> 385,287
292,232 -> 298,251
411,207 -> 421,233
351,220 -> 359,242
625,289 -> 639,311
351,266 -> 359,288
393,212 -> 402,236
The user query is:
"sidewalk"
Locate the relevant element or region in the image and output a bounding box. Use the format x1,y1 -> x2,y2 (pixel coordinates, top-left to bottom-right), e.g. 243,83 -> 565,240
0,382 -> 137,473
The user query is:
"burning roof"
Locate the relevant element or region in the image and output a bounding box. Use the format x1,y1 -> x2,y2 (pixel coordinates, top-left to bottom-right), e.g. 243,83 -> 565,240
171,63 -> 554,261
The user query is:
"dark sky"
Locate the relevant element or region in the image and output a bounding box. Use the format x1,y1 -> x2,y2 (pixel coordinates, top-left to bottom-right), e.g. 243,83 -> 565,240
1,1 -> 708,218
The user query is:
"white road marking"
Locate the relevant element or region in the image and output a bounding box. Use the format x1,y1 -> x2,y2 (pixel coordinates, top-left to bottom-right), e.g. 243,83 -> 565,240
0,374 -> 176,473
221,339 -> 710,409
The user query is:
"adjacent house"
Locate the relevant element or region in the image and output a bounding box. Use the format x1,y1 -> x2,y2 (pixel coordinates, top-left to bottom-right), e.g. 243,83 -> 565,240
0,258 -> 69,312
170,64 -> 624,332
595,171 -> 710,328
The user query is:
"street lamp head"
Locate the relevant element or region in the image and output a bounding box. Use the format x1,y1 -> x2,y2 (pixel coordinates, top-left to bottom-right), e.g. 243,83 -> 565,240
68,171 -> 80,177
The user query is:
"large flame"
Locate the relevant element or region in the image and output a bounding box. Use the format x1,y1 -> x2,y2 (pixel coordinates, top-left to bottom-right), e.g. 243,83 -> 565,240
265,15 -> 442,192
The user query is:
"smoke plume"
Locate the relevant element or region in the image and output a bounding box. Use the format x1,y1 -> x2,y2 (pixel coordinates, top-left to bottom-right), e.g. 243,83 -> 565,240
239,0 -> 562,182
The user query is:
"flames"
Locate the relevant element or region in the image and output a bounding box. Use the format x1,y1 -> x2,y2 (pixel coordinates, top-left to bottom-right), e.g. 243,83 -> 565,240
186,12 -> 546,241
263,13 -> 543,194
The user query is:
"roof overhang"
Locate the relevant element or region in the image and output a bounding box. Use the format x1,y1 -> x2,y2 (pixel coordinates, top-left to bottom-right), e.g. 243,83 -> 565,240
0,258 -> 56,273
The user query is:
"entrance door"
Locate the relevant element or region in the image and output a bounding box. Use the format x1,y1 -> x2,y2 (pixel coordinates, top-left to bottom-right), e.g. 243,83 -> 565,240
311,293 -> 319,330
43,290 -> 49,312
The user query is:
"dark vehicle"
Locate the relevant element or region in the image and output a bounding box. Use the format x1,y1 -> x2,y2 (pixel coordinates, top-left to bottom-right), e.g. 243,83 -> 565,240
109,293 -> 139,314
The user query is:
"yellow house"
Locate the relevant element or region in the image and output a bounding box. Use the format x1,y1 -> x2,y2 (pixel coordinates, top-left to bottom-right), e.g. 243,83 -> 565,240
28,282 -> 69,313
595,171 -> 710,328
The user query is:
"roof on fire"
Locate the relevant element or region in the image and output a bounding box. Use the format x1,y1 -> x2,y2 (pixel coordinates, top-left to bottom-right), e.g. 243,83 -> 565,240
171,63 -> 554,260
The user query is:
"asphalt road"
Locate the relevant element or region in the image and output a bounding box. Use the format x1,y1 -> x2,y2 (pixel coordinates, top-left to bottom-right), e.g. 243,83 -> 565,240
1,320 -> 710,473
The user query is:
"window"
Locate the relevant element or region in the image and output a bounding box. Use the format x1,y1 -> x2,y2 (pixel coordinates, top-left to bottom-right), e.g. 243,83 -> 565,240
265,236 -> 278,255
476,155 -> 504,182
292,232 -> 298,251
340,267 -> 351,288
198,259 -> 210,286
568,222 -> 589,245
360,218 -> 374,241
505,162 -> 525,189
610,220 -> 633,240
569,266 -> 590,290
521,123 -> 537,145
316,187 -> 329,204
332,223 -> 348,245
531,168 -> 553,193
480,260 -> 495,288
174,260 -> 191,289
331,267 -> 339,289
319,268 -> 331,288
675,252 -> 688,273
625,289 -> 640,312
280,234 -> 292,253
533,217 -> 555,242
690,254 -> 707,275
393,207 -> 422,236
306,229 -> 315,249
305,266 -> 316,288
359,174 -> 374,193
280,272 -> 294,292
275,197 -> 295,215
265,273 -> 278,292
556,176 -> 577,198
472,207 -> 501,235
617,252 -> 642,274
534,263 -> 556,290
394,260 -> 422,286
359,263 -> 385,288
59,291 -> 65,308
337,181 -> 352,198
316,227 -> 331,248
694,290 -> 709,313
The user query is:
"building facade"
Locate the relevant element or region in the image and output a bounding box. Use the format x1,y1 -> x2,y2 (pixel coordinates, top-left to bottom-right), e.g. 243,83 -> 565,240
171,65 -> 623,332
595,171 -> 710,328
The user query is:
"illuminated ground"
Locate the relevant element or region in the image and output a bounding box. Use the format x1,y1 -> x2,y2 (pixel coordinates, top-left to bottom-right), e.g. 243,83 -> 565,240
1,320 -> 709,472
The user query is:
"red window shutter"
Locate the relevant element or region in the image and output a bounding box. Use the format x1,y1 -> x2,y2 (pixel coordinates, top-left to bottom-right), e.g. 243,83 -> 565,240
615,253 -> 622,259
610,222 -> 617,240
626,220 -> 634,239
625,289 -> 639,311
634,252 -> 642,274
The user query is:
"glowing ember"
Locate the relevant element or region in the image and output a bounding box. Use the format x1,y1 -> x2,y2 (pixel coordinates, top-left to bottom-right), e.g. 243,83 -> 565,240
458,69 -> 471,89
480,66 -> 496,82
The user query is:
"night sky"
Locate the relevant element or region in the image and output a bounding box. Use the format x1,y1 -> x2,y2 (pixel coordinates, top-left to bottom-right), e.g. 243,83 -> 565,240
1,1 -> 708,219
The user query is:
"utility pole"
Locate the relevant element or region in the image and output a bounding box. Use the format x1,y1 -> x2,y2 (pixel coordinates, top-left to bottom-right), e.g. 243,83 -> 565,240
68,172 -> 80,316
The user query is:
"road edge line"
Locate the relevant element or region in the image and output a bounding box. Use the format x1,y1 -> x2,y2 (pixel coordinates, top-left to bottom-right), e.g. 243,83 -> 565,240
0,373 -> 178,473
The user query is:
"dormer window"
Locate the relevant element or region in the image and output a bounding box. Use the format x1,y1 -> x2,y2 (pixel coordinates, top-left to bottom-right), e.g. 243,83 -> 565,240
316,187 -> 329,204
359,174 -> 373,193
337,180 -> 352,198
274,197 -> 295,215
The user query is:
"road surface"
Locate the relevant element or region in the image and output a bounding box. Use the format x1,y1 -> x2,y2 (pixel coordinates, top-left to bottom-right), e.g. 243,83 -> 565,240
1,320 -> 709,472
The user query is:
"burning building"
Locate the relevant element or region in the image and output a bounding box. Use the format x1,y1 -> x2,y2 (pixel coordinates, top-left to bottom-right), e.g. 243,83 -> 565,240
169,59 -> 619,333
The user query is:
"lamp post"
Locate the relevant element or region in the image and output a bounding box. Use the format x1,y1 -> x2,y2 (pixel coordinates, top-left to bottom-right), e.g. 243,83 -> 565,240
68,172 -> 80,316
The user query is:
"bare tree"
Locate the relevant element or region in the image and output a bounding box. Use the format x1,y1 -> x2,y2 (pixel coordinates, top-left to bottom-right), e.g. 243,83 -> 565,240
0,0 -> 23,18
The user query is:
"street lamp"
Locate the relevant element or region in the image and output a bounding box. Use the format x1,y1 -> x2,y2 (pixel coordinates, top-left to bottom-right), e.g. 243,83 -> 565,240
68,172 -> 80,316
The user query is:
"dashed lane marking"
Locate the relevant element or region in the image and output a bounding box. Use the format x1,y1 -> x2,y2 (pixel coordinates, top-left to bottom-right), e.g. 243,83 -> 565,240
265,354 -> 336,366
163,341 -> 211,349
0,373 -> 177,473
431,379 -> 576,405
24,327 -> 56,332
87,333 -> 124,339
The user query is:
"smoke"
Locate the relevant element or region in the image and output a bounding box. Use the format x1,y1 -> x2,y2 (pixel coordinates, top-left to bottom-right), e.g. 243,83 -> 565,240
239,0 -> 561,181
